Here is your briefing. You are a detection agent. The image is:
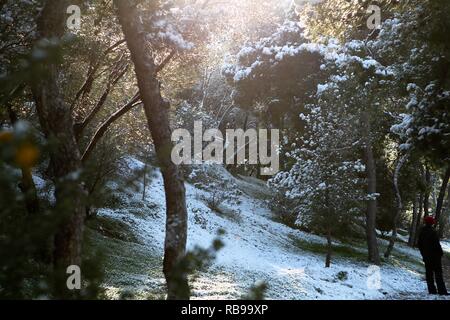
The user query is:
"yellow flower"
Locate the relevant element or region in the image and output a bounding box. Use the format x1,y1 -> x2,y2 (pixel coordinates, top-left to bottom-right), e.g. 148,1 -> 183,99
15,143 -> 40,168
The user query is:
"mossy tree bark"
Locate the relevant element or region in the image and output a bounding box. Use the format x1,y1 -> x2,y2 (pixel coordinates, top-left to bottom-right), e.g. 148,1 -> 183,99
114,0 -> 189,300
31,0 -> 86,269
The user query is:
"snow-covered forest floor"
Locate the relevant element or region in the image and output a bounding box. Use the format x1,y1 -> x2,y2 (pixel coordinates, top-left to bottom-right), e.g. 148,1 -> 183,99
85,158 -> 450,300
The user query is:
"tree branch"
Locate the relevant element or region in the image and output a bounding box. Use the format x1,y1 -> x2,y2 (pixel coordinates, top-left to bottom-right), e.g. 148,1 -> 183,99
75,61 -> 129,137
155,50 -> 176,74
78,46 -> 172,161
81,92 -> 141,163
70,39 -> 126,110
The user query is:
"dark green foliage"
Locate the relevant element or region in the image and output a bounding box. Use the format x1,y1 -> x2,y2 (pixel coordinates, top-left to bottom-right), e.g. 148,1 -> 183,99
269,192 -> 299,230
376,156 -> 396,232
291,237 -> 368,262
335,271 -> 348,282
241,281 -> 268,300
0,125 -> 105,299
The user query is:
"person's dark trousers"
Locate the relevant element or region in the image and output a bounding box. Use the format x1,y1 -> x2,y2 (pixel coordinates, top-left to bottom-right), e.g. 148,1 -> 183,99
424,258 -> 448,295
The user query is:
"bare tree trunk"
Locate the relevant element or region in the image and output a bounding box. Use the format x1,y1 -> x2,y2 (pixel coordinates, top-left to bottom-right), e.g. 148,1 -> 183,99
31,0 -> 86,268
114,0 -> 189,300
414,193 -> 424,246
385,153 -> 409,258
408,197 -> 419,247
435,166 -> 450,223
438,185 -> 450,238
142,162 -> 147,201
325,228 -> 332,268
362,112 -> 381,265
424,166 -> 431,216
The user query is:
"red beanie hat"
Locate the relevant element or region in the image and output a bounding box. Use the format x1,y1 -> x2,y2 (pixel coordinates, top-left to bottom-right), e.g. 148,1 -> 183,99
424,216 -> 436,225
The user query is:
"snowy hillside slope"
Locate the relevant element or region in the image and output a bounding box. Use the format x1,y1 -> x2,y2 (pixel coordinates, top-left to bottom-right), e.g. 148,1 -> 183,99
87,158 -> 450,300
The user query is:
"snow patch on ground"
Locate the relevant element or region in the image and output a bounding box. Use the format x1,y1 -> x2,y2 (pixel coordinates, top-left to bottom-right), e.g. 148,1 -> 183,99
97,158 -> 449,300
442,241 -> 450,254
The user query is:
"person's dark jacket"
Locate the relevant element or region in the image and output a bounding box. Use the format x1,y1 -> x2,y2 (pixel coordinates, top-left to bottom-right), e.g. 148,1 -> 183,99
418,225 -> 444,262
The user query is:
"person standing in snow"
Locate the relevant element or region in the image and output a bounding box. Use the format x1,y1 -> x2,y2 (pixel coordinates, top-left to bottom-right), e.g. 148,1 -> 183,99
418,216 -> 448,295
